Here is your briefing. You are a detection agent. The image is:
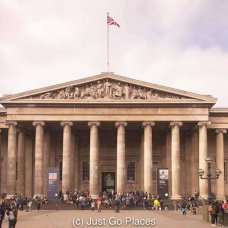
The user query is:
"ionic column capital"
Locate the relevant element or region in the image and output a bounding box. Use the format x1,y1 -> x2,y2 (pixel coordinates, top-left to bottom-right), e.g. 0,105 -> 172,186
142,121 -> 155,127
115,121 -> 127,127
197,121 -> 211,127
88,121 -> 100,127
215,129 -> 227,134
170,121 -> 183,127
60,121 -> 73,127
5,121 -> 17,126
32,121 -> 45,127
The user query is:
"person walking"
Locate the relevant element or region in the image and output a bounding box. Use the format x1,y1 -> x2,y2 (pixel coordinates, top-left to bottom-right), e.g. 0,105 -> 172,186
180,200 -> 187,215
7,205 -> 17,228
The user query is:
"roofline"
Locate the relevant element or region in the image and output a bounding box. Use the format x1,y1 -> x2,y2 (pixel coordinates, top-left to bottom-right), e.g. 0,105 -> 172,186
0,72 -> 217,103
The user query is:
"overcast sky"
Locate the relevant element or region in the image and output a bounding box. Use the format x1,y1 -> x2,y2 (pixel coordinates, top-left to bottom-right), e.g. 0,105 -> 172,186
0,0 -> 228,107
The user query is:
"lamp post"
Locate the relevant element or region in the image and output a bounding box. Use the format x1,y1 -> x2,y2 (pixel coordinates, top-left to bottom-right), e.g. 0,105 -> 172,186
198,157 -> 222,203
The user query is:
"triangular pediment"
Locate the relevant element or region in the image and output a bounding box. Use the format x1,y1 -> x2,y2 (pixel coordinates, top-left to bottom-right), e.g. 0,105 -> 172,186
0,72 -> 216,106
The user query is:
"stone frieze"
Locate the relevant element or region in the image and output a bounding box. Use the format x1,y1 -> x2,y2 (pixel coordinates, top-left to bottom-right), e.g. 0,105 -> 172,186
23,79 -> 188,101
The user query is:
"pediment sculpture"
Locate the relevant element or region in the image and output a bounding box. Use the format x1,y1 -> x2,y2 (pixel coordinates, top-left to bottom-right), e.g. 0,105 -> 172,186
24,79 -> 188,100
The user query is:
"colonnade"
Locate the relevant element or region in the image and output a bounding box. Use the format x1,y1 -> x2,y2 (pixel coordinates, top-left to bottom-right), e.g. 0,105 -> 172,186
2,120 -> 227,199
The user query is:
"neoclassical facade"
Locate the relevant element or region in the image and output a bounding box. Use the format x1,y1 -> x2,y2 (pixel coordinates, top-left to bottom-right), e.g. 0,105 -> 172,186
0,72 -> 227,199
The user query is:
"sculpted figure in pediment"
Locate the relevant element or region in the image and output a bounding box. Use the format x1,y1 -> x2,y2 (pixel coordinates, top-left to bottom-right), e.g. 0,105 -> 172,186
130,87 -> 138,99
123,84 -> 130,99
80,88 -> 86,99
55,89 -> 65,99
104,79 -> 112,97
90,83 -> 96,99
96,81 -> 104,98
146,90 -> 152,99
84,85 -> 91,98
137,87 -> 146,99
113,83 -> 123,99
40,92 -> 52,99
73,87 -> 80,99
65,86 -> 73,99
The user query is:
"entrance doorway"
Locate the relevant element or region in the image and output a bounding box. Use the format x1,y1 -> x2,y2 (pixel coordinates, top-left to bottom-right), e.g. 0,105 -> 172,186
102,172 -> 115,192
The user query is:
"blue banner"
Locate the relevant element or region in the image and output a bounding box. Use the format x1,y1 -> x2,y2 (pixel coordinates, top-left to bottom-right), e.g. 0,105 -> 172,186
47,167 -> 59,200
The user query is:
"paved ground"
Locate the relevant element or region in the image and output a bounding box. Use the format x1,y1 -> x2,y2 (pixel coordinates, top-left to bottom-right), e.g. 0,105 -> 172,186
2,209 -> 214,228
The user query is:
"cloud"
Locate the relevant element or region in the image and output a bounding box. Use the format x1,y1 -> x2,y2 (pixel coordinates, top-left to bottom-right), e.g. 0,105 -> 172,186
0,0 -> 228,107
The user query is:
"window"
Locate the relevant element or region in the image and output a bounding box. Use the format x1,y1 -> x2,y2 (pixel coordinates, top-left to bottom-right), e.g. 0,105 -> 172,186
59,161 -> 62,181
83,162 -> 89,181
127,162 -> 135,181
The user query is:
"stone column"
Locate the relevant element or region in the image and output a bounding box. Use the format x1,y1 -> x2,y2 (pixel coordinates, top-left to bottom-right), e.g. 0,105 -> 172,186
70,133 -> 75,191
166,131 -> 172,197
49,133 -> 56,167
17,130 -> 25,196
25,135 -> 33,198
6,121 -> 17,196
88,121 -> 100,199
43,132 -> 50,196
0,129 -> 2,192
115,121 -> 127,193
142,122 -> 155,194
61,122 -> 73,197
191,129 -> 199,195
74,136 -> 79,191
198,121 -> 210,198
139,131 -> 144,191
33,121 -> 45,197
216,129 -> 227,200
170,121 -> 183,199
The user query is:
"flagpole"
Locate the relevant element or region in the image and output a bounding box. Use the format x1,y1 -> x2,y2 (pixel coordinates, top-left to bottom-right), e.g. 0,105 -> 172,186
107,12 -> 109,72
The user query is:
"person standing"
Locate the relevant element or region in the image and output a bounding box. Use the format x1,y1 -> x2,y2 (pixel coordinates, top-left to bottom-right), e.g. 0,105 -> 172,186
114,195 -> 120,213
0,203 -> 5,228
209,201 -> 218,226
97,195 -> 102,213
37,198 -> 41,212
217,201 -> 224,226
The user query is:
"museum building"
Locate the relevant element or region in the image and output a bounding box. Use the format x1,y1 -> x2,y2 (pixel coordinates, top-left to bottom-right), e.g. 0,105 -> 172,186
0,72 -> 227,199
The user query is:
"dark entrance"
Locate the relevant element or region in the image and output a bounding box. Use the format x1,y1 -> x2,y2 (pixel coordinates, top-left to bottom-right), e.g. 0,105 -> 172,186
102,172 -> 115,192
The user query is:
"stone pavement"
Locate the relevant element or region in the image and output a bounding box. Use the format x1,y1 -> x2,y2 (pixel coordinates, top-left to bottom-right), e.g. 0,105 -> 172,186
2,209 -> 214,228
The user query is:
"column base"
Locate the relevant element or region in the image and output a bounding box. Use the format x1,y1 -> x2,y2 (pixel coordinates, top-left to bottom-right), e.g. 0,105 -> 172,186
5,194 -> 16,200
216,195 -> 226,201
171,195 -> 182,200
90,194 -> 98,200
199,194 -> 208,200
33,195 -> 44,199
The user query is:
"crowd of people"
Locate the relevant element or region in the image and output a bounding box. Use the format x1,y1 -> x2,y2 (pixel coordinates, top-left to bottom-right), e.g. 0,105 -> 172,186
0,190 -> 227,227
208,200 -> 227,226
60,190 -> 202,213
0,194 -> 48,228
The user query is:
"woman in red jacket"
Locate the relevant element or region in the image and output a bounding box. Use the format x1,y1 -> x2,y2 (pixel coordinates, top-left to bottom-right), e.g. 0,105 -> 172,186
97,195 -> 102,213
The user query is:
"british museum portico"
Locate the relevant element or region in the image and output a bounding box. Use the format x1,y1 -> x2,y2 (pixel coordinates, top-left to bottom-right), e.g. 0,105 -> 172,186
0,72 -> 227,199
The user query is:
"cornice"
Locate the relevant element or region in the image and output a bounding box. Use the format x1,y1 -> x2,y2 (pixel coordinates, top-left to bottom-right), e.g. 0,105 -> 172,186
1,102 -> 213,108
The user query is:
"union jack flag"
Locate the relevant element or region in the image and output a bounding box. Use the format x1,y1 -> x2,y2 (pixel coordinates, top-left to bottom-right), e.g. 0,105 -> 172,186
107,14 -> 120,27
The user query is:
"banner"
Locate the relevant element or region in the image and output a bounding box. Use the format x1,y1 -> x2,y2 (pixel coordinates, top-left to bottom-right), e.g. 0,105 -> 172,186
157,168 -> 169,198
47,167 -> 59,200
